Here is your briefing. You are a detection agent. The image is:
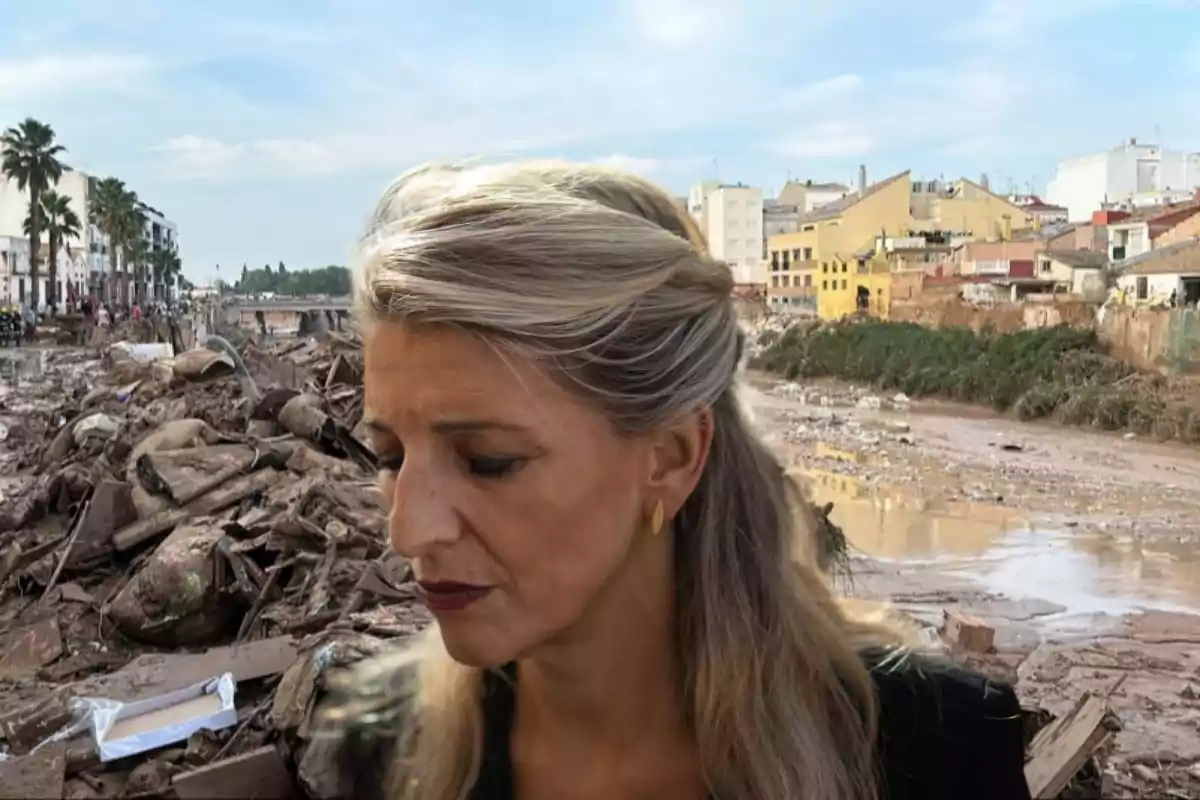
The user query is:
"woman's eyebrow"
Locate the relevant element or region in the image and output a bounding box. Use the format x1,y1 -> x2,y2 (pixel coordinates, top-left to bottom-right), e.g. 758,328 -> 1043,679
360,416 -> 530,435
431,419 -> 529,434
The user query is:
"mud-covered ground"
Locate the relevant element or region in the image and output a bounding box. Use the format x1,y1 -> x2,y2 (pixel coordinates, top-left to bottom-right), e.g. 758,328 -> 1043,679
745,372 -> 1200,796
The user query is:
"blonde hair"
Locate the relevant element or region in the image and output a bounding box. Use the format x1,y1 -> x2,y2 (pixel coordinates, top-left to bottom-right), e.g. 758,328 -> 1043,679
329,160 -> 906,800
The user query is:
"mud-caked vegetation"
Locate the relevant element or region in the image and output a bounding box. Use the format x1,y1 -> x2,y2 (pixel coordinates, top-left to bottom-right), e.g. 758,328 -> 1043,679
755,320 -> 1200,442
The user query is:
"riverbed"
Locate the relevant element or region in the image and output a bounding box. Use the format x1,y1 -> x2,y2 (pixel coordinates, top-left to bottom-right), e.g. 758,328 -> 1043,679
744,373 -> 1200,793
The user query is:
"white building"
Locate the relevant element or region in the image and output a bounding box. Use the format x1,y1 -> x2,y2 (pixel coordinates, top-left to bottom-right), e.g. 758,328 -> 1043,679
0,170 -> 181,304
688,182 -> 764,284
139,203 -> 180,300
0,170 -> 107,302
1,235 -> 31,306
1046,139 -> 1200,222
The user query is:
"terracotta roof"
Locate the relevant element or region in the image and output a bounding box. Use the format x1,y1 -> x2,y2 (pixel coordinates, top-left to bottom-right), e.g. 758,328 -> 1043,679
1108,200 -> 1200,227
798,170 -> 911,223
1044,249 -> 1108,269
1123,237 -> 1200,275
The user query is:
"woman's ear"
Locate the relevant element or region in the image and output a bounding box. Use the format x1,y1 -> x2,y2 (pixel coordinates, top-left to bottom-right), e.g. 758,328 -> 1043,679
645,408 -> 714,519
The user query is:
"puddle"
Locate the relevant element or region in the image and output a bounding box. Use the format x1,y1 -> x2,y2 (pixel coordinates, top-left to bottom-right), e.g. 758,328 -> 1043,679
798,468 -> 1200,617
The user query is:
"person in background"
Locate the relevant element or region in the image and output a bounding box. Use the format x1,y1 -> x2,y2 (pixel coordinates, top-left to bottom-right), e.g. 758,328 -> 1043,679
96,304 -> 111,330
21,301 -> 35,343
320,161 -> 1030,800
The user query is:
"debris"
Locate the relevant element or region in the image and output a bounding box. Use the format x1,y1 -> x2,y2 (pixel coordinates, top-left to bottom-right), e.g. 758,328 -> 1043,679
0,741 -> 66,800
107,523 -> 236,645
0,617 -> 64,678
87,674 -> 238,762
71,414 -> 121,447
940,610 -> 996,654
173,744 -> 297,799
1024,692 -> 1121,799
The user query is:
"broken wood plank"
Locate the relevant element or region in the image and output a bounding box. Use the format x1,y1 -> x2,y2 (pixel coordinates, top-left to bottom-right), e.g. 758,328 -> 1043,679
65,480 -> 137,567
172,745 -> 296,799
1025,692 -> 1119,799
113,468 -> 282,551
941,609 -> 995,654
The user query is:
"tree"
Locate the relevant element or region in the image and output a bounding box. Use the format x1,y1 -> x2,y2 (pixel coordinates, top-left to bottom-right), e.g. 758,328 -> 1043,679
127,237 -> 150,306
278,261 -> 288,277
90,177 -> 138,305
37,190 -> 81,314
151,247 -> 182,301
1,118 -> 67,309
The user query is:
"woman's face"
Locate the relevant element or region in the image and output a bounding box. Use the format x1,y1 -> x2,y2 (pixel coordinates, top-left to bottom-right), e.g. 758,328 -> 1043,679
363,322 -> 656,667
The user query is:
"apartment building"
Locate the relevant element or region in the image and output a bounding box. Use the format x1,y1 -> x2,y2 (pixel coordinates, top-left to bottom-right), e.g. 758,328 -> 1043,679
0,170 -> 180,303
1046,139 -> 1200,222
688,181 -> 764,285
766,168 -> 1033,320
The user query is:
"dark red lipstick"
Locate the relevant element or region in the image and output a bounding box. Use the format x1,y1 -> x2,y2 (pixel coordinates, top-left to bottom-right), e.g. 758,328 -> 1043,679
417,581 -> 492,612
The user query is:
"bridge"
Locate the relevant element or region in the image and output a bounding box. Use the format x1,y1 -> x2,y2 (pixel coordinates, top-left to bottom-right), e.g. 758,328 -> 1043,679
218,296 -> 352,313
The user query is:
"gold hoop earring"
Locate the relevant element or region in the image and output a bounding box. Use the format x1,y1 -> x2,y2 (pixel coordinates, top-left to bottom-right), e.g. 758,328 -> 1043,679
651,500 -> 665,536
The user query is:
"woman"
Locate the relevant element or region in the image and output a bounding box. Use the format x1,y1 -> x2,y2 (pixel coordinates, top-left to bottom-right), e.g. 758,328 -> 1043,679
323,161 -> 1030,800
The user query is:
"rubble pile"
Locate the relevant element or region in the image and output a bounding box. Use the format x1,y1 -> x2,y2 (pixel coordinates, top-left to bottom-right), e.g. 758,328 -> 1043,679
0,335 -> 425,799
0,336 -> 1125,799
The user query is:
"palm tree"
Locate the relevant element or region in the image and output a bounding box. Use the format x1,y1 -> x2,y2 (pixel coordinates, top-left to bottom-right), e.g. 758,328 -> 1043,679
89,178 -> 143,306
1,118 -> 67,310
127,236 -> 150,307
151,247 -> 182,302
39,190 -> 81,315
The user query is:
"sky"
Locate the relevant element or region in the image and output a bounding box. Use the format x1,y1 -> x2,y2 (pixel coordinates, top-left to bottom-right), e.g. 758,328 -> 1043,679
2,0 -> 1198,283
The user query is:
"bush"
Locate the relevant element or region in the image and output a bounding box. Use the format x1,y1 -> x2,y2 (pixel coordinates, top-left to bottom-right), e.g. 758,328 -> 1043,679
758,320 -> 1117,415
756,320 -> 1194,439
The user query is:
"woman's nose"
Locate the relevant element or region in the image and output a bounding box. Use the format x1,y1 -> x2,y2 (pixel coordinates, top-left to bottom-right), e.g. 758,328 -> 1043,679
386,463 -> 460,558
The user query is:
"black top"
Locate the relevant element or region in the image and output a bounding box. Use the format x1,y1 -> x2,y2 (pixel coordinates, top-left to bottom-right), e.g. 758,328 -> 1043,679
335,650 -> 1031,800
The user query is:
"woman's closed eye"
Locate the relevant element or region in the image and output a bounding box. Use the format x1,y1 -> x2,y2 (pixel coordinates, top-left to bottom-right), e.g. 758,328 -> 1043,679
465,454 -> 525,479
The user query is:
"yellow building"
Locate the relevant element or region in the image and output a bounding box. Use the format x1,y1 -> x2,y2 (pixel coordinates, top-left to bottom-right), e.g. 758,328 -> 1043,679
766,170 -> 1033,320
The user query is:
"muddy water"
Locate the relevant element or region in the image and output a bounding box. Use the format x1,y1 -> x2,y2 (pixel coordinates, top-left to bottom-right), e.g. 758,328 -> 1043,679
800,467 -> 1200,617
740,380 -> 1200,622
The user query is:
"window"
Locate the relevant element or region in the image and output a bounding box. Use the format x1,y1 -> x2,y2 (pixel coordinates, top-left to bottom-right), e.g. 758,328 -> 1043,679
822,280 -> 828,290
804,274 -> 812,287
803,247 -> 813,260
1136,277 -> 1148,300
822,262 -> 828,273
772,275 -> 780,287
841,279 -> 847,289
803,225 -> 815,232
771,252 -> 780,271
857,259 -> 867,274
1040,260 -> 1051,274
792,249 -> 802,261
781,251 -> 791,269
841,263 -> 848,273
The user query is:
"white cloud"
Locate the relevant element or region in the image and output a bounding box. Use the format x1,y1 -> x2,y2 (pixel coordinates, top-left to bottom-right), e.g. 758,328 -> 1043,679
623,0 -> 739,47
952,0 -> 1187,48
769,122 -> 877,159
588,154 -> 713,176
151,135 -> 246,179
0,54 -> 152,101
778,74 -> 864,109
